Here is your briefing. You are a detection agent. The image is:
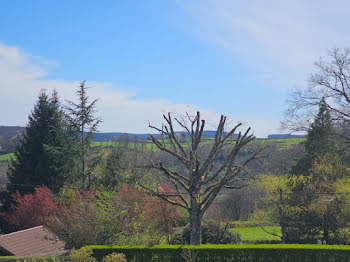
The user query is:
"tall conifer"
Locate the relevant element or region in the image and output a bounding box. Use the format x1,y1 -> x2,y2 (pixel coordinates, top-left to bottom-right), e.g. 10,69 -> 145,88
7,90 -> 75,194
66,81 -> 101,188
291,98 -> 341,175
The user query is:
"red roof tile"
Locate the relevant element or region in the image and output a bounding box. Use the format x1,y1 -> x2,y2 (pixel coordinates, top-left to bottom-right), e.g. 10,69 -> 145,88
0,226 -> 67,256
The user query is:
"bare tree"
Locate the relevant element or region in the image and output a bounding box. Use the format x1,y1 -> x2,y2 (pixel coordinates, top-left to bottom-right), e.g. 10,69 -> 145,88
282,48 -> 350,141
141,111 -> 263,245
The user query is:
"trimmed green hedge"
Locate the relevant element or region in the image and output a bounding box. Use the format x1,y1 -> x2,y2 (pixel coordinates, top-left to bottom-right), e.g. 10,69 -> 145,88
0,257 -> 16,262
86,244 -> 350,262
0,256 -> 68,262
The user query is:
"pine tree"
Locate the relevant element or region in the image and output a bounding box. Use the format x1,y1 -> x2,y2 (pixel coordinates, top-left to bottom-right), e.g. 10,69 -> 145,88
291,98 -> 341,175
7,90 -> 75,194
66,81 -> 101,188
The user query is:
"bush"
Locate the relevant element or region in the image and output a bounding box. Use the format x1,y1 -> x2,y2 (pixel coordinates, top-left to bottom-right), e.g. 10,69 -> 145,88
69,248 -> 97,262
333,228 -> 350,244
170,221 -> 241,244
87,244 -> 350,262
101,253 -> 126,262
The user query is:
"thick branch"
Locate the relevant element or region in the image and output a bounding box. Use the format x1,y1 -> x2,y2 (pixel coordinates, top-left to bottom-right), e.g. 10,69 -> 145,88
139,184 -> 188,209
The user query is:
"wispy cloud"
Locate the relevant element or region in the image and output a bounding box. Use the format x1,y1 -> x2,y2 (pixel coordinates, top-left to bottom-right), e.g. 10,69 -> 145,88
178,0 -> 350,85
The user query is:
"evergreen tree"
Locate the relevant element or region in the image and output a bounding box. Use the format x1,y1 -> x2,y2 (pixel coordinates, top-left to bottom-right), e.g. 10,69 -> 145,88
7,90 -> 75,194
291,98 -> 341,175
66,81 -> 101,188
285,99 -> 350,243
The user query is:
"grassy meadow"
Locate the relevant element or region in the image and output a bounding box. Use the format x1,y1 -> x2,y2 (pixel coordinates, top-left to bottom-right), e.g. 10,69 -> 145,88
231,226 -> 282,243
0,153 -> 14,161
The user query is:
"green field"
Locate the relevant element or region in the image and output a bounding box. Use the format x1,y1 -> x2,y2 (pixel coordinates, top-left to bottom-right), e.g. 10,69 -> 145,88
91,141 -> 161,151
254,137 -> 305,150
0,153 -> 14,161
231,226 -> 282,243
0,137 -> 305,161
91,137 -> 305,152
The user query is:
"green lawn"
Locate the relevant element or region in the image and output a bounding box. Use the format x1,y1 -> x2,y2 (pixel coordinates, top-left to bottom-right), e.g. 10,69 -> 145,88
231,226 -> 282,243
0,153 -> 14,161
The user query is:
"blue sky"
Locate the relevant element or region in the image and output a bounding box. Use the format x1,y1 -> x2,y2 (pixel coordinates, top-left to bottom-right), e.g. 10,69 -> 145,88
1,0 -> 349,137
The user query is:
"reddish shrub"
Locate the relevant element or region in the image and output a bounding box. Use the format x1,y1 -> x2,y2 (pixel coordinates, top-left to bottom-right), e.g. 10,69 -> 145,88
2,186 -> 57,230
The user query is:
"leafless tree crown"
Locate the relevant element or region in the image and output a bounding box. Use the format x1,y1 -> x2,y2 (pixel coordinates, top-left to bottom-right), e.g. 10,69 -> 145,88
282,48 -> 350,138
142,111 -> 263,215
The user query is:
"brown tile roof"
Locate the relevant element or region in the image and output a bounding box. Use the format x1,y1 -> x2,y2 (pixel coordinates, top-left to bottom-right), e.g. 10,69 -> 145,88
0,226 -> 67,256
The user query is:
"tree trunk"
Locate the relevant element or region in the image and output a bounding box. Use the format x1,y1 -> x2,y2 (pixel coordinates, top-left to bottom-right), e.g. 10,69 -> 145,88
189,201 -> 202,245
323,212 -> 329,244
279,189 -> 286,243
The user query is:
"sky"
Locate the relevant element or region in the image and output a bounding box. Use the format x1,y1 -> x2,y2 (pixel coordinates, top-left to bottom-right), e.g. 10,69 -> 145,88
1,1 -> 350,137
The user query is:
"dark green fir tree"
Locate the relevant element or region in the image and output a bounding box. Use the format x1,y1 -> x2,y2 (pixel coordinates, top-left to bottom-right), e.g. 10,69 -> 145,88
291,98 -> 342,175
7,90 -> 76,194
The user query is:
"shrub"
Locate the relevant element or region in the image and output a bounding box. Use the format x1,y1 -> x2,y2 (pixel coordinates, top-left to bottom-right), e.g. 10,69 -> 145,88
2,187 -> 57,231
171,221 -> 241,244
333,228 -> 350,244
69,248 -> 97,262
101,253 -> 126,262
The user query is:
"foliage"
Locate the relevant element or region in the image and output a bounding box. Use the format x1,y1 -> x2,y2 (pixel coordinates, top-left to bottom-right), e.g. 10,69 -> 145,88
69,248 -> 97,262
47,185 -> 178,249
0,153 -> 14,161
291,99 -> 342,175
170,220 -> 241,244
112,185 -> 178,245
7,90 -> 76,195
102,146 -> 128,187
94,146 -> 139,189
87,244 -> 350,262
66,81 -> 101,188
101,253 -> 126,262
2,186 -> 57,230
47,189 -> 101,249
285,155 -> 350,243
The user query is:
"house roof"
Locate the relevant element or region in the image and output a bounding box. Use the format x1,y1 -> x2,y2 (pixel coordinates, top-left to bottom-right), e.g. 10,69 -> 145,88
0,226 -> 67,256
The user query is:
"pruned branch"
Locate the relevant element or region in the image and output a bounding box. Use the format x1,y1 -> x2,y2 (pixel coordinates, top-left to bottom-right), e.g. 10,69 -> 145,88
139,184 -> 188,209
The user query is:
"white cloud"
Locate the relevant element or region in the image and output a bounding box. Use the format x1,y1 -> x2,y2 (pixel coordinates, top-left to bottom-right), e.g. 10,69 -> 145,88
0,42 -> 280,137
178,0 -> 350,85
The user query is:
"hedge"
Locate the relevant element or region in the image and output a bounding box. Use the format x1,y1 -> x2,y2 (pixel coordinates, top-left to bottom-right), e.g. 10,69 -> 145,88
86,244 -> 350,262
0,257 -> 16,262
0,256 -> 68,262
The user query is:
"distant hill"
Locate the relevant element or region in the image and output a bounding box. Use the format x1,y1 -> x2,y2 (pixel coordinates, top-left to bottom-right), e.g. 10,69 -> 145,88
267,134 -> 306,139
0,126 -> 25,137
0,126 -> 25,154
93,130 -> 227,142
0,126 -> 225,143
0,126 -> 307,143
